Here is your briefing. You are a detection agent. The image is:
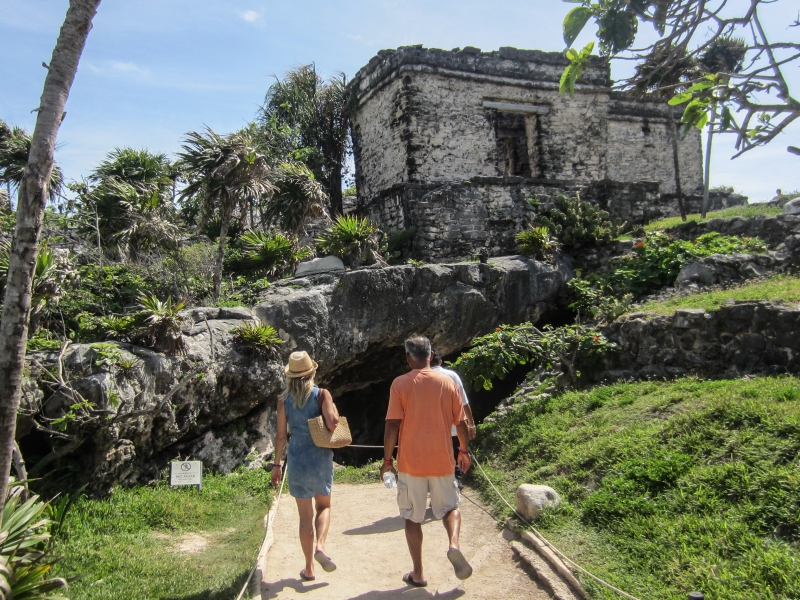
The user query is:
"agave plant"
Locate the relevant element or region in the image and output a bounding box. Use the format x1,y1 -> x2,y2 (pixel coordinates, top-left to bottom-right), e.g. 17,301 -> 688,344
0,486 -> 69,600
134,294 -> 186,355
316,215 -> 380,268
516,225 -> 560,261
239,230 -> 311,279
231,321 -> 282,351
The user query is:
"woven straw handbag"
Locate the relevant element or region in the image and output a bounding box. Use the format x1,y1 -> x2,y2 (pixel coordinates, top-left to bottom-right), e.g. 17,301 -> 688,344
307,415 -> 352,448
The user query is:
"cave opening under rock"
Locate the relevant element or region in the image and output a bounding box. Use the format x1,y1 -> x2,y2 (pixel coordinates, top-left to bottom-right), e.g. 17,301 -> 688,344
328,352 -> 533,467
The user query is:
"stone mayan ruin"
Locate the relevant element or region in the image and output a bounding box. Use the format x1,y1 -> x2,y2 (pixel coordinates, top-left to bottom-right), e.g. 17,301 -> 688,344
349,46 -> 743,260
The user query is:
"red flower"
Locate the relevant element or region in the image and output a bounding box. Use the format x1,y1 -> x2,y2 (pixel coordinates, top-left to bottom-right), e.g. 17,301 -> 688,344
495,327 -> 501,332
636,242 -> 644,248
593,336 -> 600,341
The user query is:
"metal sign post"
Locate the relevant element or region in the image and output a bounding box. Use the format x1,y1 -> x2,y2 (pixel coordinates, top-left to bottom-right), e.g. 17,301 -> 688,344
170,460 -> 203,492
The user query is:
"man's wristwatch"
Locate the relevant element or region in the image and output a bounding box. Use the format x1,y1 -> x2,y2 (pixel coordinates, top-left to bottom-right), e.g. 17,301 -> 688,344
383,458 -> 393,464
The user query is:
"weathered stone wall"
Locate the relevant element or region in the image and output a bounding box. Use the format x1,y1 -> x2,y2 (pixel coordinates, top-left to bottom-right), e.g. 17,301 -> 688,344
350,45 -> 706,260
606,96 -> 703,195
595,302 -> 800,382
665,212 -> 799,248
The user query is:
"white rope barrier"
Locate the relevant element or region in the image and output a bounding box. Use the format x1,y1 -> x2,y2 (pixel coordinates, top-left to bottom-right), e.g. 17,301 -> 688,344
470,452 -> 642,600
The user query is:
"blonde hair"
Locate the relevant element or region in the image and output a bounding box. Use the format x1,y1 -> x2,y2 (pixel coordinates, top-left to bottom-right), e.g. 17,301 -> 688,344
284,373 -> 315,409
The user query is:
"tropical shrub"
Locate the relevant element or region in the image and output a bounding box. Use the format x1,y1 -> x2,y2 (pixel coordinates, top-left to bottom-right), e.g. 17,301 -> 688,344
262,162 -> 328,234
567,276 -> 634,323
382,227 -> 416,264
0,484 -> 69,599
607,231 -> 766,295
134,294 -> 186,355
316,215 -> 379,267
237,231 -> 311,279
231,321 -> 282,350
515,226 -> 560,261
535,193 -> 625,248
449,323 -> 615,391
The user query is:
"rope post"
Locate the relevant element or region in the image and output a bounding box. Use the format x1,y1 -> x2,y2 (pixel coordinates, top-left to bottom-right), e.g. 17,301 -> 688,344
688,593 -> 704,600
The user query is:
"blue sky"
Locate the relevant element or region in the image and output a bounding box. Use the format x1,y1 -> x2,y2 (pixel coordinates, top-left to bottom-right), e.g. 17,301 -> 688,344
1,0 -> 797,202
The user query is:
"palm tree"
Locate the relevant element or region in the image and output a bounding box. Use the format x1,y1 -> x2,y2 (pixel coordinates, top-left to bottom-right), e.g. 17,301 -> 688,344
74,147 -> 181,258
263,162 -> 328,234
0,120 -> 63,210
178,127 -> 274,302
259,65 -> 350,216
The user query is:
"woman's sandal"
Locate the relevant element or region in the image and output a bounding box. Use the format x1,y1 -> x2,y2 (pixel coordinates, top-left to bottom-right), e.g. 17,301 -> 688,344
402,572 -> 428,588
299,569 -> 315,582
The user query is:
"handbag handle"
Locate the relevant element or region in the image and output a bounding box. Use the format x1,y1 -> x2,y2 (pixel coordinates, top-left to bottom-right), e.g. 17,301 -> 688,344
316,388 -> 340,432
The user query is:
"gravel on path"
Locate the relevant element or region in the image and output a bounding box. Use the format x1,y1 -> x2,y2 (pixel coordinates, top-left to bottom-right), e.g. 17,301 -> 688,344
260,482 -> 551,599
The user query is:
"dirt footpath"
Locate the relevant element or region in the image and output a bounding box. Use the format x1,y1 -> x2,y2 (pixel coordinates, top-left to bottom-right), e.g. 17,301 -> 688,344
260,483 -> 551,599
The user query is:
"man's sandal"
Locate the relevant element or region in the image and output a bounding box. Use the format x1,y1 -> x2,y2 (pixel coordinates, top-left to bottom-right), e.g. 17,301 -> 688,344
447,548 -> 473,580
314,551 -> 337,572
402,572 -> 428,588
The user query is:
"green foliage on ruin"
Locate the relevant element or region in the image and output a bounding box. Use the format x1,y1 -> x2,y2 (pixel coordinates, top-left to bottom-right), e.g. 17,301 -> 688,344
535,193 -> 625,249
515,225 -> 560,261
317,215 -> 380,267
472,376 -> 800,600
448,323 -> 615,392
231,321 -> 282,350
568,231 -> 768,322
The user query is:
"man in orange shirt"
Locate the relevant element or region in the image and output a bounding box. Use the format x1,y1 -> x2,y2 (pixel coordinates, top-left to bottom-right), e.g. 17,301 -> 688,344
380,335 -> 473,587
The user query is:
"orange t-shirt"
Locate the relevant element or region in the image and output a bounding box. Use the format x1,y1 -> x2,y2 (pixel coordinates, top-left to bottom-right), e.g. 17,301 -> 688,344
386,368 -> 466,477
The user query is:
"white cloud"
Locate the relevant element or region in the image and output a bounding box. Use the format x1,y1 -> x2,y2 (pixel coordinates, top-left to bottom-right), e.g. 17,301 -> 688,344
239,10 -> 261,23
83,60 -> 150,80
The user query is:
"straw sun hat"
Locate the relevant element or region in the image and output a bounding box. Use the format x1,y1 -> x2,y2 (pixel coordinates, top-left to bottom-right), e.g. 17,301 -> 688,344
285,351 -> 318,378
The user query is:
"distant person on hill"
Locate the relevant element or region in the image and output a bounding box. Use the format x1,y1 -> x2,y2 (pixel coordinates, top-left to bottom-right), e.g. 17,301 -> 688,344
430,348 -> 476,488
272,351 -> 340,581
381,336 -> 473,587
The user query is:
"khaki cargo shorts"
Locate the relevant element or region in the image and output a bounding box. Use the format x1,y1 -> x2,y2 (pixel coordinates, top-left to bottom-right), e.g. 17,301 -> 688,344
397,472 -> 461,523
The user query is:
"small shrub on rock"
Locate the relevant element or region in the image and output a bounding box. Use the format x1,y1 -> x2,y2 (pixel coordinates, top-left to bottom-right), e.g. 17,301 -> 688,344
535,193 -> 625,248
231,321 -> 282,350
237,230 -> 311,279
317,215 -> 380,268
134,294 -> 186,355
516,226 -> 560,261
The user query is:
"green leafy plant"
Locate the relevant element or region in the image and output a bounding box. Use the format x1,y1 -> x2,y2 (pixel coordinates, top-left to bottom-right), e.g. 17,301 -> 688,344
535,193 -> 624,248
237,230 -> 311,279
0,487 -> 69,600
449,323 -> 615,391
89,343 -> 123,369
382,226 -> 416,264
231,321 -> 282,351
100,315 -> 137,341
134,294 -> 186,355
316,215 -> 380,267
568,277 -> 634,323
516,226 -> 560,261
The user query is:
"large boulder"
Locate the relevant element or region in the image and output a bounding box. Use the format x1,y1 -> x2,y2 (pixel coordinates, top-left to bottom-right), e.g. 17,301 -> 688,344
255,256 -> 573,395
515,484 -> 561,520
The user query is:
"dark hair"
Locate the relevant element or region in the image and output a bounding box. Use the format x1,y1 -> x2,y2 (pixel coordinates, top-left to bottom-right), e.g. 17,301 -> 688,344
430,348 -> 442,366
404,336 -> 431,361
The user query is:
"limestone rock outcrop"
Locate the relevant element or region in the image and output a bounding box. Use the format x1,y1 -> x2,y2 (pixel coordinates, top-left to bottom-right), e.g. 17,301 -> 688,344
24,256 -> 571,491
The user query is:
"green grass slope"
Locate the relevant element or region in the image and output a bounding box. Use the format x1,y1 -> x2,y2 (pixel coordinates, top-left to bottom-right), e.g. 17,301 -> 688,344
472,377 -> 800,600
53,469 -> 272,600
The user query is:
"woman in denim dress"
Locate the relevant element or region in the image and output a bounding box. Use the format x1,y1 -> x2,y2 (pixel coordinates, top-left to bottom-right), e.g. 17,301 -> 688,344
271,351 -> 340,581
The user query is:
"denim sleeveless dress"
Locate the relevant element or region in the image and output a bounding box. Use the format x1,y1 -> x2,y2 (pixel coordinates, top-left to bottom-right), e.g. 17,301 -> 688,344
284,386 -> 334,499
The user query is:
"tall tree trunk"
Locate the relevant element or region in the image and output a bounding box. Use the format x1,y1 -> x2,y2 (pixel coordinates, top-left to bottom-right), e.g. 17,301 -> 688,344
701,112 -> 716,219
0,0 -> 100,511
329,164 -> 343,217
667,105 -> 686,221
212,201 -> 232,303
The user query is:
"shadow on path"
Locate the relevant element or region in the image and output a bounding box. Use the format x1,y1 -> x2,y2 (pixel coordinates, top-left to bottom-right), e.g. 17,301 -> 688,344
343,509 -> 435,535
262,578 -> 330,599
346,586 -> 466,599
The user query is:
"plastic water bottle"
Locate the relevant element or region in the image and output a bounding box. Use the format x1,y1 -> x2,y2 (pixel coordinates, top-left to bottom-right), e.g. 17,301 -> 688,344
383,471 -> 396,488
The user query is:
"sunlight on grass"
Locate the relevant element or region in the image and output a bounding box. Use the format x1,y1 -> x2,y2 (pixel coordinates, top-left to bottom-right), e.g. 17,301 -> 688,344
54,469 -> 272,600
472,376 -> 800,600
637,275 -> 800,315
643,204 -> 782,233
